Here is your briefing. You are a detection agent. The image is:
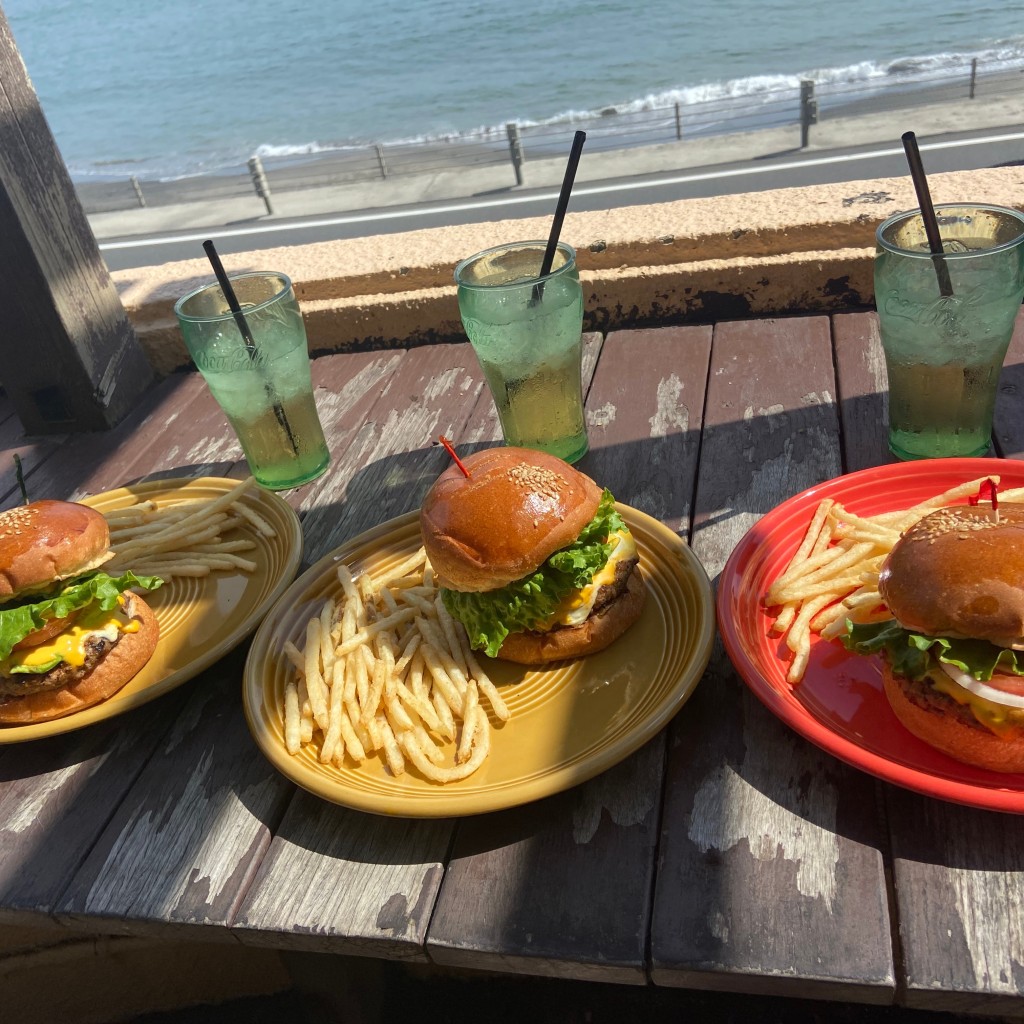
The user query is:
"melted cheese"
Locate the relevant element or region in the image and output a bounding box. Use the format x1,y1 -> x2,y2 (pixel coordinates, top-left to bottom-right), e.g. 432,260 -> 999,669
544,530 -> 638,629
2,604 -> 138,673
929,664 -> 1024,737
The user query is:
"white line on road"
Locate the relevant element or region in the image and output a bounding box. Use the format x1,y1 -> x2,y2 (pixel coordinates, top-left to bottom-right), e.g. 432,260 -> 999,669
99,130 -> 1024,251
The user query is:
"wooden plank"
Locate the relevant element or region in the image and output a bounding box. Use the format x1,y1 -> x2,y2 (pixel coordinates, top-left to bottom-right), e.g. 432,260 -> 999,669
0,9 -> 154,432
995,308 -> 1024,459
0,367 -> 264,925
651,317 -> 895,1003
296,342 -> 487,559
233,343 -> 488,955
0,372 -> 212,509
427,327 -> 710,983
834,304 -> 1024,1011
44,350 -> 414,942
273,348 -> 408,520
884,790 -> 1024,1016
0,690 -> 191,927
831,311 -> 893,474
57,648 -> 293,937
233,792 -> 451,958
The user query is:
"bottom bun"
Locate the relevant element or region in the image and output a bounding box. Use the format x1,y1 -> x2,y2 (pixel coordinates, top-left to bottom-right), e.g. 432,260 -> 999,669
496,569 -> 647,666
882,662 -> 1024,774
0,593 -> 160,726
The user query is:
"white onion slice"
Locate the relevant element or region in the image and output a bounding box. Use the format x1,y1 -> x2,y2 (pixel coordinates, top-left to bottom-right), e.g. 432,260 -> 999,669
939,661 -> 1024,709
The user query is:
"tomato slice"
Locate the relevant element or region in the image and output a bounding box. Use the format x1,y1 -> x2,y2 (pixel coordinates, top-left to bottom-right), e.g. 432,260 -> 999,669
13,613 -> 76,650
983,671 -> 1024,698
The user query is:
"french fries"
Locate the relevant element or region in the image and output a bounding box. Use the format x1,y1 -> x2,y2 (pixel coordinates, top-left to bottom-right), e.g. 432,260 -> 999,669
281,547 -> 510,783
766,475 -> 1012,684
102,476 -> 274,580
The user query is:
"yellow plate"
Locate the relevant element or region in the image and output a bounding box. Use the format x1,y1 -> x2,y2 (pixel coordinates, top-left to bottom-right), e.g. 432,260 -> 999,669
243,504 -> 715,817
0,477 -> 303,743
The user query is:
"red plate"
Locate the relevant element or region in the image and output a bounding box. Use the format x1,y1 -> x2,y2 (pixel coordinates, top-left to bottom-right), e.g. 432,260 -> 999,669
717,457 -> 1024,814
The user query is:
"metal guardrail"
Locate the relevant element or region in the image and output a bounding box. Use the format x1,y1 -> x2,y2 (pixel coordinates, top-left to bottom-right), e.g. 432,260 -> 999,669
76,58 -> 1019,215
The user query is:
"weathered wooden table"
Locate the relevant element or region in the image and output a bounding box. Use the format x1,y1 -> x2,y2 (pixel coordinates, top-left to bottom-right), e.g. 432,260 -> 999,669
1,311 -> 1023,1016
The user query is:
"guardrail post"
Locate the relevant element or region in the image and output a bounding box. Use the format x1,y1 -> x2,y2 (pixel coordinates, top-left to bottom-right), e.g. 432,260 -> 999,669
129,175 -> 146,208
674,102 -> 683,140
969,57 -> 978,99
375,144 -> 388,178
247,155 -> 274,215
799,79 -> 818,148
506,123 -> 524,185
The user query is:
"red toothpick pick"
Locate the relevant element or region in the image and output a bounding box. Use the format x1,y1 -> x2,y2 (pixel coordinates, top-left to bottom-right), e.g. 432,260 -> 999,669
968,477 -> 999,522
439,435 -> 471,477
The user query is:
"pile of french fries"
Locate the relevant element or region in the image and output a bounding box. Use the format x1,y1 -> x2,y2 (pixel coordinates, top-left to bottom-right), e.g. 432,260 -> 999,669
282,546 -> 510,784
103,477 -> 276,580
766,476 -> 1024,684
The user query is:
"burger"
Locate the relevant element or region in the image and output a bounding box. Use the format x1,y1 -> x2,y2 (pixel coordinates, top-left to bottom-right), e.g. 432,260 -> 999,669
0,500 -> 162,725
419,446 -> 645,665
843,503 -> 1024,772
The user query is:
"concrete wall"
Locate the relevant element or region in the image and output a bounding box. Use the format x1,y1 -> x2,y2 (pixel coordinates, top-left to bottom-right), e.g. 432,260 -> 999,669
115,167 -> 1024,376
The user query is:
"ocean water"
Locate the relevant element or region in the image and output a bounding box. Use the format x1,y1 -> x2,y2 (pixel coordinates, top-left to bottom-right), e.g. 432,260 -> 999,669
4,0 -> 1024,181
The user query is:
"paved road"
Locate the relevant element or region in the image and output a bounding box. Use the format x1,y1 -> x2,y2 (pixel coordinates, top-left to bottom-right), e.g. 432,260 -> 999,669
98,127 -> 1024,271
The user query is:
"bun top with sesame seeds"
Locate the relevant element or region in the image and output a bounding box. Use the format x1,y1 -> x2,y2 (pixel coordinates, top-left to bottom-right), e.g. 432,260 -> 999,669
0,501 -> 112,601
878,504 -> 1024,648
420,446 -> 602,592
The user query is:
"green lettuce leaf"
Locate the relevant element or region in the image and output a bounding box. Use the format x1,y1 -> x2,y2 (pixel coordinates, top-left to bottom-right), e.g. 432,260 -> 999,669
442,490 -> 627,658
0,570 -> 163,668
842,619 -> 1024,682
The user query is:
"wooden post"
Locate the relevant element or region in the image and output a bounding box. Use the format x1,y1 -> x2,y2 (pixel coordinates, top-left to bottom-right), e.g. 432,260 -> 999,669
969,57 -> 978,99
374,144 -> 388,179
799,79 -> 818,148
129,175 -> 146,208
506,123 -> 524,186
0,8 -> 154,434
674,102 -> 683,141
247,156 -> 274,215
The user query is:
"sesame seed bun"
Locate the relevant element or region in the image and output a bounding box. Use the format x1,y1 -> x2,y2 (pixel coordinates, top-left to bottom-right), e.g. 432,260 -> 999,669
0,501 -> 112,600
420,446 -> 603,592
878,504 -> 1024,647
874,503 -> 1024,772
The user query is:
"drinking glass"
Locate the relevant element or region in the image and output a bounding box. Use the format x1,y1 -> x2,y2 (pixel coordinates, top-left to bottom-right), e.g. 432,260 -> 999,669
455,240 -> 588,464
174,271 -> 330,489
874,204 -> 1024,460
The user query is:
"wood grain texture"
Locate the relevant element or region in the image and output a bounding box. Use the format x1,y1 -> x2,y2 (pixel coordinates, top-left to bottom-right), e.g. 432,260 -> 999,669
651,318 -> 895,1002
235,344 -> 487,956
0,690 -> 190,926
831,312 -> 893,475
233,791 -> 450,958
296,343 -> 486,562
57,648 -> 293,937
428,329 -> 701,983
884,790 -> 1024,1016
0,8 -> 153,432
0,372 -> 213,509
995,308 -> 1024,459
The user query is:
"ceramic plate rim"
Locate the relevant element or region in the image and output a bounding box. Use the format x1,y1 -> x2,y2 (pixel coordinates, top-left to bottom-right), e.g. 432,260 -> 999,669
0,476 -> 303,744
243,503 -> 716,817
717,456 -> 1024,813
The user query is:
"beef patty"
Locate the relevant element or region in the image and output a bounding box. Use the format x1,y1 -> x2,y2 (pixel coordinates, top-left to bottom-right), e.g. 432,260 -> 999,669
0,632 -> 121,696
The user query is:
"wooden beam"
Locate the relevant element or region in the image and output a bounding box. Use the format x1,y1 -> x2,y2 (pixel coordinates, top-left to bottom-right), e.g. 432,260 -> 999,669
0,7 -> 154,434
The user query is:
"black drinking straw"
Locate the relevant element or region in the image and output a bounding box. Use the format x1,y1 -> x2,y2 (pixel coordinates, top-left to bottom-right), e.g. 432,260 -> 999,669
531,130 -> 587,305
901,131 -> 954,298
202,240 -> 300,454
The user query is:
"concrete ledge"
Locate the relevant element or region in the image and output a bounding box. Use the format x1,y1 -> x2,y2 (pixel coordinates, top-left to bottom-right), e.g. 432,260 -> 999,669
114,167 -> 1024,376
